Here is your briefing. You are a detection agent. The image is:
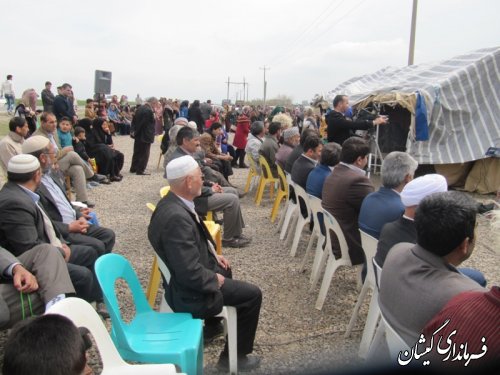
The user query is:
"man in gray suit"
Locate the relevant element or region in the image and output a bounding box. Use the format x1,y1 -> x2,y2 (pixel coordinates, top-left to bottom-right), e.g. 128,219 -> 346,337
0,244 -> 75,329
379,191 -> 486,346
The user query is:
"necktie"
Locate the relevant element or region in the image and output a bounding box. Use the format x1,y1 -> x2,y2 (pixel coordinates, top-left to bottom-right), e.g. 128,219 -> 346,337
36,202 -> 63,248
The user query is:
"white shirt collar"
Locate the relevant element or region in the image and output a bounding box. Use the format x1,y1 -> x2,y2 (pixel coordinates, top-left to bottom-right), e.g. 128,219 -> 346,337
339,161 -> 366,176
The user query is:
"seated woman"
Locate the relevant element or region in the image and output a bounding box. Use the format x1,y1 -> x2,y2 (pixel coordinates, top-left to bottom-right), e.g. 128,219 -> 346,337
92,119 -> 124,181
199,122 -> 233,181
15,89 -> 38,135
107,103 -> 127,135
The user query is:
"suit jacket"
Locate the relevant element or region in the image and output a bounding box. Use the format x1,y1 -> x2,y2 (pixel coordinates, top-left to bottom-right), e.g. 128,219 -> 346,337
284,145 -> 303,174
53,94 -> 75,121
259,135 -> 279,177
167,147 -> 213,215
358,187 -> 404,239
306,163 -> 331,199
379,243 -> 485,345
32,127 -> 69,160
131,104 -> 155,144
148,192 -> 222,318
326,110 -> 373,145
0,247 -> 19,326
375,216 -> 416,267
291,154 -> 317,190
0,182 -> 63,256
321,164 -> 374,265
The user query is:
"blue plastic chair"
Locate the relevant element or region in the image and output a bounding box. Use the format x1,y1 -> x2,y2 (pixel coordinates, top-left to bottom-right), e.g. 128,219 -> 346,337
95,254 -> 203,375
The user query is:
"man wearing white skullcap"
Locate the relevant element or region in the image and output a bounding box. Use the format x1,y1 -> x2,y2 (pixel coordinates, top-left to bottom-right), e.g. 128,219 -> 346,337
148,154 -> 262,371
379,190 -> 486,347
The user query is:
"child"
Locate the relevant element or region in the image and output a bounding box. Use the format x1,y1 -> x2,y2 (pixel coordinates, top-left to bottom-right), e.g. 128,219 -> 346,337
57,117 -> 74,148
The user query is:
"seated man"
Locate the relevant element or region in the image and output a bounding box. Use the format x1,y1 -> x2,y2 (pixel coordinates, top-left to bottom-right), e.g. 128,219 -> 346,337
34,112 -> 108,206
244,121 -> 265,169
306,142 -> 341,199
148,156 -> 262,372
358,151 -> 418,239
3,314 -> 92,375
376,174 -> 486,285
0,244 -> 76,329
0,154 -> 103,306
22,136 -> 115,256
290,134 -> 322,190
0,117 -> 29,175
199,122 -> 233,181
379,191 -> 486,346
259,121 -> 282,178
167,127 -> 250,248
322,137 -> 374,265
284,128 -> 318,174
275,127 -> 299,170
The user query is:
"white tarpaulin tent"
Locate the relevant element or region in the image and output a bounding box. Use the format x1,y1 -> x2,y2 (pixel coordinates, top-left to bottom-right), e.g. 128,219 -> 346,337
326,47 -> 500,165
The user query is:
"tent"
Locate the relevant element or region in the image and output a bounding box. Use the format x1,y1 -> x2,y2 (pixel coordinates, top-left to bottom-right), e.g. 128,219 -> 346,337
326,47 -> 500,194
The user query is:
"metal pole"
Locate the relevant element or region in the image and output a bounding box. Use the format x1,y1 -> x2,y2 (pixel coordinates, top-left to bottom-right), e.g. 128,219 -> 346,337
408,0 -> 418,66
226,76 -> 230,102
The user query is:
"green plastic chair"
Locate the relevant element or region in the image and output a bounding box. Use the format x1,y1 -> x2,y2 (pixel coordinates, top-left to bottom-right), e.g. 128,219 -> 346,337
95,253 -> 203,375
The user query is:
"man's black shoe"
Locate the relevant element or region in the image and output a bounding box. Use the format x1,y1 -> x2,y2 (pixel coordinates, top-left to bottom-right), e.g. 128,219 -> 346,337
217,353 -> 261,372
203,321 -> 225,345
90,174 -> 107,183
222,237 -> 251,248
136,171 -> 151,175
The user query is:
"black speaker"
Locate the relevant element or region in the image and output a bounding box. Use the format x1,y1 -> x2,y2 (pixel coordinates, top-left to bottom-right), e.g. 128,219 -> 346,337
94,70 -> 112,94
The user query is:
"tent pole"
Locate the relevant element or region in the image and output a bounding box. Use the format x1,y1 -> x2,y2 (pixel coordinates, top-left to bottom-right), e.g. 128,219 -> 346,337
408,0 -> 418,66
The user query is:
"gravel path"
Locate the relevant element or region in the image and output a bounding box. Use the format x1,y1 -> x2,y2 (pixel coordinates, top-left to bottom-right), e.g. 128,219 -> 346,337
0,134 -> 498,374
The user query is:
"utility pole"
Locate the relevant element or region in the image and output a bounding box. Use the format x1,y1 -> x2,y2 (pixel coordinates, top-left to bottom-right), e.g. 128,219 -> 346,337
408,0 -> 418,65
260,66 -> 269,107
225,77 -> 249,103
226,76 -> 230,102
243,77 -> 247,102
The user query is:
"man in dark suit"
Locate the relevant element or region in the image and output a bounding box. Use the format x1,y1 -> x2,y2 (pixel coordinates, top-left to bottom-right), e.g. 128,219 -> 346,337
167,127 -> 250,248
130,97 -> 157,175
0,155 -> 101,304
148,156 -> 262,371
379,191 -> 486,345
358,151 -> 418,239
290,134 -> 322,189
322,137 -> 374,265
22,136 -> 115,256
0,244 -> 75,329
284,128 -> 318,174
306,142 -> 341,199
326,95 -> 387,145
52,83 -> 76,123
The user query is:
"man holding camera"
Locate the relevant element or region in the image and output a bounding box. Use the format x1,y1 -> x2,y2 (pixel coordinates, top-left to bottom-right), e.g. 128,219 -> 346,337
326,95 -> 388,145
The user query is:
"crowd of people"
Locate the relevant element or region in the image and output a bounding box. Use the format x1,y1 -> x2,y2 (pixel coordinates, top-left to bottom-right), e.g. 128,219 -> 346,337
0,76 -> 498,373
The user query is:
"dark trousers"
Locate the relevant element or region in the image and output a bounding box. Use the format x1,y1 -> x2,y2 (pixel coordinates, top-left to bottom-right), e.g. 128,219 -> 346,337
218,267 -> 262,356
67,225 -> 115,255
69,244 -> 102,302
130,140 -> 152,173
235,149 -> 246,167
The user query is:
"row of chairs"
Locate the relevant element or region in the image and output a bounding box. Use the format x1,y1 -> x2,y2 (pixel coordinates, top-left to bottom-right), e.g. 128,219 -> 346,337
251,164 -> 408,360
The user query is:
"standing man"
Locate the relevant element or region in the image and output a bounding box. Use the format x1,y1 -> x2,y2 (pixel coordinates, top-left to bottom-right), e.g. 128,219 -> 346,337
1,75 -> 15,115
0,117 -> 29,174
322,137 -> 374,265
130,97 -> 157,175
41,81 -> 55,112
326,95 -> 387,145
149,156 -> 262,371
53,83 -> 77,124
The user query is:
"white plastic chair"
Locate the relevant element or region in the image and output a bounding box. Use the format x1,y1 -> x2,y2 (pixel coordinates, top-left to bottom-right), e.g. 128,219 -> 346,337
288,184 -> 311,257
345,230 -> 381,358
156,255 -> 238,375
46,298 -> 181,375
277,173 -> 298,240
314,209 -> 353,310
299,195 -> 326,282
367,311 -> 410,361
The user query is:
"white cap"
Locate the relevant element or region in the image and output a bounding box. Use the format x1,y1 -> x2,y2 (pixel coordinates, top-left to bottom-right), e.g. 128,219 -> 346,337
22,135 -> 50,154
401,174 -> 448,207
174,117 -> 188,126
8,154 -> 40,174
283,127 -> 299,141
166,155 -> 199,180
187,121 -> 197,130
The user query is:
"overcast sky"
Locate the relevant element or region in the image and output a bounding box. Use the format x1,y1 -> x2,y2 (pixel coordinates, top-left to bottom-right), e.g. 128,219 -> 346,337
1,0 -> 499,104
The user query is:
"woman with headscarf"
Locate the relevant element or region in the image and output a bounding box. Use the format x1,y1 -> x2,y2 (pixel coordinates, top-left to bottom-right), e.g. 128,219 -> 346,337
188,100 -> 204,134
232,106 -> 251,168
15,89 -> 38,135
90,118 -> 124,181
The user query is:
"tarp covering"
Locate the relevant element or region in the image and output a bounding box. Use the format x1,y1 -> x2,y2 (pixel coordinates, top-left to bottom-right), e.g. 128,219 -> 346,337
327,47 -> 500,165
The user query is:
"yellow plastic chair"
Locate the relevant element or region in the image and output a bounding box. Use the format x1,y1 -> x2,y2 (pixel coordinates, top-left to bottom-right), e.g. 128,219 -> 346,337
244,155 -> 260,193
145,202 -> 222,308
160,186 -> 214,221
156,134 -> 164,170
255,155 -> 279,206
270,164 -> 288,223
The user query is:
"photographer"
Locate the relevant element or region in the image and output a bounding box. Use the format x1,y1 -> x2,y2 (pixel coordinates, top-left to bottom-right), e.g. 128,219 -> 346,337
326,95 -> 388,145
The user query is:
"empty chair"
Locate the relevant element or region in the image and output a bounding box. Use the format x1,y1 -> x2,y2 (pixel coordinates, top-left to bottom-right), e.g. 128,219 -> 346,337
345,230 -> 381,358
155,253 -> 238,375
314,209 -> 353,310
278,172 -> 298,240
46,297 -> 181,375
95,254 -> 204,375
299,195 -> 327,285
289,184 -> 312,257
254,155 -> 279,206
270,164 -> 288,223
244,154 -> 260,194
